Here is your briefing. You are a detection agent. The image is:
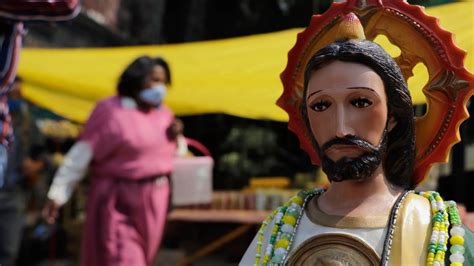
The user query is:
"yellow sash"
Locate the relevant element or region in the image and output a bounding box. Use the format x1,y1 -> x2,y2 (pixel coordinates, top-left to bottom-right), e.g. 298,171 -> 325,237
388,193 -> 432,265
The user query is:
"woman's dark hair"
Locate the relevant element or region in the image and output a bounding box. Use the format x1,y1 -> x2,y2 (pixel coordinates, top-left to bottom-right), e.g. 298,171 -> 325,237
302,39 -> 416,189
117,55 -> 171,97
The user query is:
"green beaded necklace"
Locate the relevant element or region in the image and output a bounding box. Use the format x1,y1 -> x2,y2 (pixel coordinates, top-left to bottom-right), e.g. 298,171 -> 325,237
417,191 -> 465,266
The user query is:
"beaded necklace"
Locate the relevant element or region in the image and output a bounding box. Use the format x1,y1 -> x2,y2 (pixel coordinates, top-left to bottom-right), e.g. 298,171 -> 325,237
254,188 -> 324,266
418,191 -> 465,266
255,190 -> 465,266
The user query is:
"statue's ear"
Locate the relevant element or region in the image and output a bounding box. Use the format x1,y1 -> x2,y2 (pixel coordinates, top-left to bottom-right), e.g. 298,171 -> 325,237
388,115 -> 397,132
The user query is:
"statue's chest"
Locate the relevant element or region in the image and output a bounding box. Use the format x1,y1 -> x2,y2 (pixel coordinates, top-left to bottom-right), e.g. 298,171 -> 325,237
286,214 -> 386,265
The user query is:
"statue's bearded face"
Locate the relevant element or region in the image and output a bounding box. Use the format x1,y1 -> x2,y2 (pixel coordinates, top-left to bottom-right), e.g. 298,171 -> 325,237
305,60 -> 395,182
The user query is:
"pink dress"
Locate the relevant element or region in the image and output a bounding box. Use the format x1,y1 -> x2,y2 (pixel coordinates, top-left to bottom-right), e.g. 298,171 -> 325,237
79,96 -> 176,266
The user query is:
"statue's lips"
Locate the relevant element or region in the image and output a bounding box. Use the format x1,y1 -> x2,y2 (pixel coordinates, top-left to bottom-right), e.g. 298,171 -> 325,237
325,144 -> 365,156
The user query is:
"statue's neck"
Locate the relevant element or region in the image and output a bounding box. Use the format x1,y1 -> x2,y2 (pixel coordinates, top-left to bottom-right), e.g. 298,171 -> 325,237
318,166 -> 404,217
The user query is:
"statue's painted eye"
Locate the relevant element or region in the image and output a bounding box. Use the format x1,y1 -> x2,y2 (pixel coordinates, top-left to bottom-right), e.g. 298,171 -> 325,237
310,100 -> 331,112
350,97 -> 372,108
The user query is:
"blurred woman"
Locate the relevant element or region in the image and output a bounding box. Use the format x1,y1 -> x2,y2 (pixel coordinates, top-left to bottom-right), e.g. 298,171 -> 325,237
42,56 -> 181,266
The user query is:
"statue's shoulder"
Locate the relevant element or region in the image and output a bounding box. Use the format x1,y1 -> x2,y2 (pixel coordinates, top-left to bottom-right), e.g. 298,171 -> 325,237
407,192 -> 430,203
404,191 -> 432,213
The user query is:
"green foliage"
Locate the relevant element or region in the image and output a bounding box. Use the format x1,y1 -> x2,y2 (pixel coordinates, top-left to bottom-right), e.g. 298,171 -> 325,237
216,124 -> 286,189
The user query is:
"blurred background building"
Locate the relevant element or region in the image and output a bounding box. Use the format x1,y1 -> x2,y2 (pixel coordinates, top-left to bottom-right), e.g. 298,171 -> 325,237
26,0 -> 454,46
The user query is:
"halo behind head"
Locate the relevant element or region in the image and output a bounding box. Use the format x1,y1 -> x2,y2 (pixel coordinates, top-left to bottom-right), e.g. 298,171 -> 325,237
278,0 -> 474,185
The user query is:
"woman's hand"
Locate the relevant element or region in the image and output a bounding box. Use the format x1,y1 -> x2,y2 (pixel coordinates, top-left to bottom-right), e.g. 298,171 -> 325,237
166,118 -> 184,141
42,199 -> 61,224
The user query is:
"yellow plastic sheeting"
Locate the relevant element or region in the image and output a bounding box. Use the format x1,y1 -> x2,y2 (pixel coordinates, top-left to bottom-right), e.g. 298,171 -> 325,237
18,2 -> 474,123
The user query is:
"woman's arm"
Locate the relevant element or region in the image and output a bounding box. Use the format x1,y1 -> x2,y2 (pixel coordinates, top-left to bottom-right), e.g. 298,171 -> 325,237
43,140 -> 92,224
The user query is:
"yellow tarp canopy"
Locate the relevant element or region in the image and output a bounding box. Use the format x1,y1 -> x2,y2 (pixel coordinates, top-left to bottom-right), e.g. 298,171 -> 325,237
18,2 -> 474,123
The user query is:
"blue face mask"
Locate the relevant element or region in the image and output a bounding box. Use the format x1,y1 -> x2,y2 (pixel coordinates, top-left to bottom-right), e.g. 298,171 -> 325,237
138,84 -> 167,107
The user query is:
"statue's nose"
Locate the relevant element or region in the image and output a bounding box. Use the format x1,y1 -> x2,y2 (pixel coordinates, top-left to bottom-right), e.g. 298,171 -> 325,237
335,106 -> 355,138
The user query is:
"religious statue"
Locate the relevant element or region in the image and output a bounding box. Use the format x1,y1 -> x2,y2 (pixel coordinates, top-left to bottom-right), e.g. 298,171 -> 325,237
240,1 -> 473,265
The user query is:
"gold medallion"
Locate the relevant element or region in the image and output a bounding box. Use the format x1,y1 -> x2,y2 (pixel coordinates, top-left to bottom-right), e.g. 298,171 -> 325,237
286,233 -> 380,266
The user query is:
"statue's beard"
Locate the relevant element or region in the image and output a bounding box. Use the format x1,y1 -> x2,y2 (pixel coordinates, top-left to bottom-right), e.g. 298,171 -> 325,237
317,131 -> 388,182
